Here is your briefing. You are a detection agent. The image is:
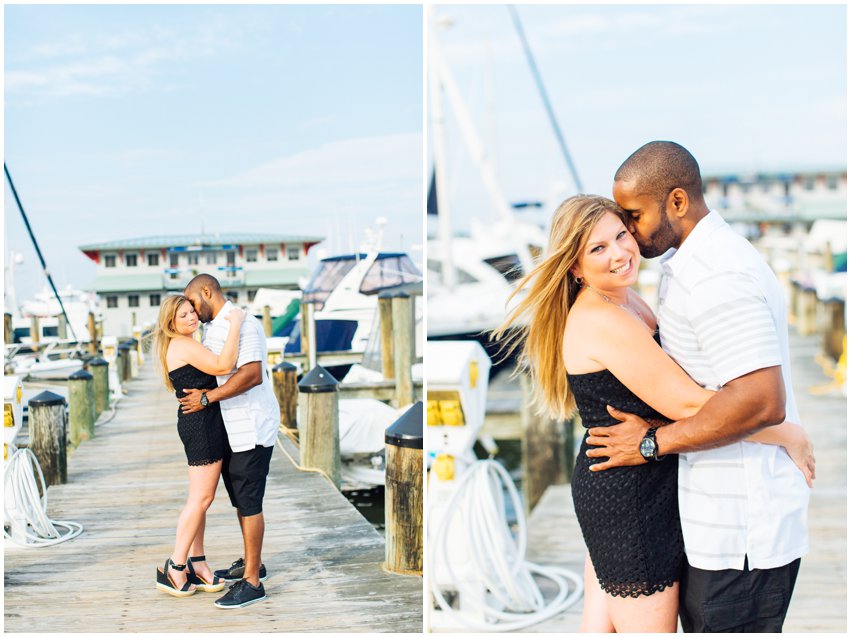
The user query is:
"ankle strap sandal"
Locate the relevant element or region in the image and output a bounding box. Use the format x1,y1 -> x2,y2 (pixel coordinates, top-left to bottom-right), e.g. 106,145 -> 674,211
187,555 -> 225,593
155,558 -> 196,598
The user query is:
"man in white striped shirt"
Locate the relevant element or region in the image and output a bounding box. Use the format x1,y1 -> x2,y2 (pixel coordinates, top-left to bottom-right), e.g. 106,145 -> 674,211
587,142 -> 810,632
180,274 -> 280,609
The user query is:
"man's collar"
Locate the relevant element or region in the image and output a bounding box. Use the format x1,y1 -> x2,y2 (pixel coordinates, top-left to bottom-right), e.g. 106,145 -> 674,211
210,300 -> 234,324
660,210 -> 725,276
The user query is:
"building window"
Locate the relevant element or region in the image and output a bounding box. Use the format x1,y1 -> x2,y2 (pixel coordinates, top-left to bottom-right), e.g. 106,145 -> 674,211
804,178 -> 815,191
226,291 -> 239,303
287,246 -> 300,261
248,289 -> 257,302
827,176 -> 839,190
126,254 -> 138,267
266,249 -> 278,262
149,294 -> 161,306
128,295 -> 139,308
187,253 -> 199,265
105,255 -> 116,268
206,252 -> 217,265
148,253 -> 159,267
170,254 -> 179,267
246,249 -> 258,263
106,296 -> 118,308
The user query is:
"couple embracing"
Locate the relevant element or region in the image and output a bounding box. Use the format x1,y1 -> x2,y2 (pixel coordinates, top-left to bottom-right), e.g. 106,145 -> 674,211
495,142 -> 812,632
152,274 -> 278,609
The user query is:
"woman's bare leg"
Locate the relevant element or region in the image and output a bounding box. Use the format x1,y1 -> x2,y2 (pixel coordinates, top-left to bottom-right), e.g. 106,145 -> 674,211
167,460 -> 221,589
189,513 -> 216,582
607,582 -> 679,633
579,554 -> 616,633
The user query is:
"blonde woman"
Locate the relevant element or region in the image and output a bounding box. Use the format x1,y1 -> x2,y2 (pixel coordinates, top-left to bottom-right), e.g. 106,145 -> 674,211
493,195 -> 813,632
153,294 -> 244,597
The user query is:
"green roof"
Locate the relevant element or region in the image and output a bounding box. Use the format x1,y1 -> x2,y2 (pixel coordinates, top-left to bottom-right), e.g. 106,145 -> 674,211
79,233 -> 324,251
90,274 -> 165,293
244,269 -> 304,287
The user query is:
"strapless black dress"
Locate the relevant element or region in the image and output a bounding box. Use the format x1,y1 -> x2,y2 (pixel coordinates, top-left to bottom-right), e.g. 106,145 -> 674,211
168,364 -> 228,466
567,342 -> 683,598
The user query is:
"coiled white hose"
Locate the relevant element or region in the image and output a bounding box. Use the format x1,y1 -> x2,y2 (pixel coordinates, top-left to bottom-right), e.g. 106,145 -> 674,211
4,447 -> 83,547
429,459 -> 583,632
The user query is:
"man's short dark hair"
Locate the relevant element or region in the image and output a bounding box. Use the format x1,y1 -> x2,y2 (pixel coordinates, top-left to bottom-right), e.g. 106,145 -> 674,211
185,273 -> 222,296
615,141 -> 704,203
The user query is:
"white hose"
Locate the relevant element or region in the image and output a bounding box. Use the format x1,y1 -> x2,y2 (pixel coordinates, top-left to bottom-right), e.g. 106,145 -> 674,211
3,447 -> 83,547
430,459 -> 583,632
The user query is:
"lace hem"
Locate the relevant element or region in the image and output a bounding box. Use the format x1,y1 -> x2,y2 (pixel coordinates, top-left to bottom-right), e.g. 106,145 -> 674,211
601,578 -> 678,598
187,456 -> 223,467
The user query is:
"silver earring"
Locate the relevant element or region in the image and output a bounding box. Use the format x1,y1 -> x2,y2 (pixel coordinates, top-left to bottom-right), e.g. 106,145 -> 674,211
575,276 -> 583,285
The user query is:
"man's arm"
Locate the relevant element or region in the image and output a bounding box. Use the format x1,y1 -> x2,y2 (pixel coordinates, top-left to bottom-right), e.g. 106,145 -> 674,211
585,365 -> 785,470
179,362 -> 263,414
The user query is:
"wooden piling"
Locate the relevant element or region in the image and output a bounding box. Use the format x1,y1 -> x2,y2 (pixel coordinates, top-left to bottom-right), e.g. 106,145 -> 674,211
28,391 -> 67,486
305,302 -> 317,371
273,361 -> 298,432
87,357 -> 109,418
520,372 -> 569,513
300,302 -> 311,366
68,369 -> 95,446
384,401 -> 423,575
263,305 -> 273,337
391,293 -> 414,408
30,316 -> 40,348
128,339 -> 139,378
57,314 -> 68,340
4,312 -> 12,344
87,311 -> 99,354
378,293 -> 395,379
298,365 -> 341,489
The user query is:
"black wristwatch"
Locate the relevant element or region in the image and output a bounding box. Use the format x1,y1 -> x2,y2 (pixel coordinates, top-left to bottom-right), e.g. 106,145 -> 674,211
639,427 -> 662,461
200,392 -> 209,408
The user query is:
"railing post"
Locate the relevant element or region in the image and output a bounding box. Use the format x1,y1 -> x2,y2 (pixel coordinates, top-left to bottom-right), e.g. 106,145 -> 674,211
28,391 -> 67,486
68,369 -> 95,446
384,401 -> 423,575
87,357 -> 109,419
297,365 -> 341,489
391,292 -> 414,408
273,361 -> 298,433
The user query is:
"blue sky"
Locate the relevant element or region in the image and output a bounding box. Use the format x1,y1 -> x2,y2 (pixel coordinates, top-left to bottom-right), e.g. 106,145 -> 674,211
430,3 -> 846,232
5,4 -> 423,300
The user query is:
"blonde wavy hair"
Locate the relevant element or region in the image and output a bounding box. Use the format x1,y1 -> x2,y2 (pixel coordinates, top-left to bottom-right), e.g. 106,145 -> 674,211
152,294 -> 192,392
492,195 -> 627,420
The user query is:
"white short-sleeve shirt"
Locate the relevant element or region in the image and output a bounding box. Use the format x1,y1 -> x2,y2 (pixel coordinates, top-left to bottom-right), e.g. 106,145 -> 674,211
202,301 -> 279,452
657,211 -> 809,571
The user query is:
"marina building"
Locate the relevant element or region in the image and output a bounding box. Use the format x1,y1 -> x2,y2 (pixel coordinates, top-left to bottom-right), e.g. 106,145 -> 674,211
704,169 -> 846,222
79,233 -> 322,337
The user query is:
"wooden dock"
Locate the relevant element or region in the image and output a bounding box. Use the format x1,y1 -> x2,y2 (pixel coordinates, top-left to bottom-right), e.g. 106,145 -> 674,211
4,363 -> 422,632
522,331 -> 846,632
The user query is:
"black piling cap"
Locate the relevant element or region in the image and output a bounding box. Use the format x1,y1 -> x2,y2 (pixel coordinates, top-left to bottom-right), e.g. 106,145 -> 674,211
29,390 -> 66,407
117,342 -> 132,351
298,365 -> 339,394
274,361 -> 297,372
378,290 -> 410,299
69,369 -> 93,381
87,357 -> 108,367
385,401 -> 423,449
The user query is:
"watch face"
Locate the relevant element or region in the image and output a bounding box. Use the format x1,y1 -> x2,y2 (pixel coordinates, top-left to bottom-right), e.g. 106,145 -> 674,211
200,393 -> 208,407
640,437 -> 656,458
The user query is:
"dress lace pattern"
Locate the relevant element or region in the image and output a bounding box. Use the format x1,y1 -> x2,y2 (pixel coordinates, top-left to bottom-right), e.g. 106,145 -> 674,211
169,364 -> 228,466
568,361 -> 683,598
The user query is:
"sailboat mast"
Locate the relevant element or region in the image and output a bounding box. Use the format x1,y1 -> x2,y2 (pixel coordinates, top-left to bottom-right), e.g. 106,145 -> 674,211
4,163 -> 80,342
428,5 -> 457,290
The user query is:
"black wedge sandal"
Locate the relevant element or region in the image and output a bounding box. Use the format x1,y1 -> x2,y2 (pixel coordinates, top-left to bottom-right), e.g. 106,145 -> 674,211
187,555 -> 226,593
155,558 -> 196,597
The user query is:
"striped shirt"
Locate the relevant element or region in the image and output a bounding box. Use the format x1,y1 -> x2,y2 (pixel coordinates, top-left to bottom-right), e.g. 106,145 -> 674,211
203,301 -> 279,452
657,211 -> 809,571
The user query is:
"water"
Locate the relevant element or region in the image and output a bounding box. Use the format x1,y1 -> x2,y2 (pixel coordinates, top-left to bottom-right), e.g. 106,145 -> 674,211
345,486 -> 386,535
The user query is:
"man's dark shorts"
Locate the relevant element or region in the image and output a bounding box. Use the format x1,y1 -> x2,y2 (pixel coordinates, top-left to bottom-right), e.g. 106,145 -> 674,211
221,444 -> 274,517
679,556 -> 801,632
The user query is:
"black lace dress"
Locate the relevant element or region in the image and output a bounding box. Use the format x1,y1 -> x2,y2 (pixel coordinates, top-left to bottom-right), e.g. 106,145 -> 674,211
168,364 -> 228,466
568,345 -> 683,598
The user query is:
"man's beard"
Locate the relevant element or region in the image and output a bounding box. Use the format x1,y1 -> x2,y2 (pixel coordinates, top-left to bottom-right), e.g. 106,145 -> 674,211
637,207 -> 681,259
197,299 -> 214,323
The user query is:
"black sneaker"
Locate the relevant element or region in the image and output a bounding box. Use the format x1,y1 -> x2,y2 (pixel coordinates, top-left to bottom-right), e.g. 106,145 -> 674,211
214,578 -> 266,609
213,557 -> 268,582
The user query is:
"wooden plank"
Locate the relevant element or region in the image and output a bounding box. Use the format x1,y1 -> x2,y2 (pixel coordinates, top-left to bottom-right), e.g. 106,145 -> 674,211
5,362 -> 422,633
523,332 -> 846,633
